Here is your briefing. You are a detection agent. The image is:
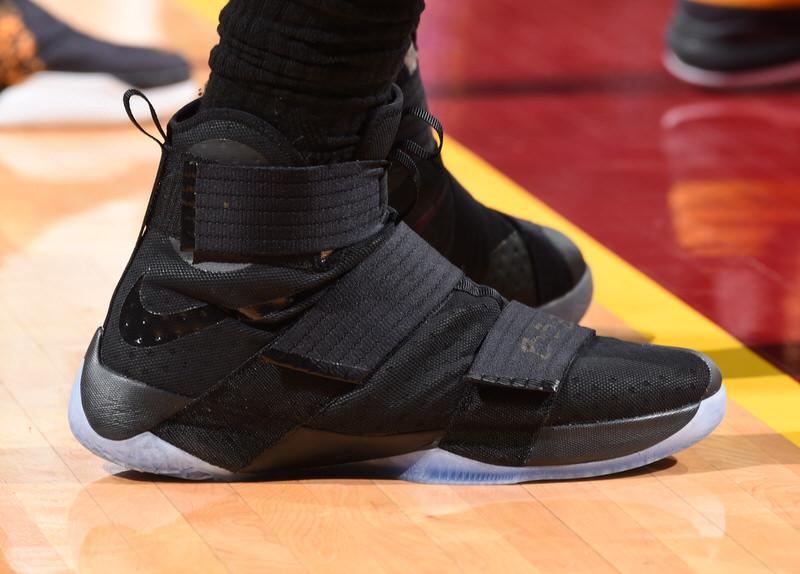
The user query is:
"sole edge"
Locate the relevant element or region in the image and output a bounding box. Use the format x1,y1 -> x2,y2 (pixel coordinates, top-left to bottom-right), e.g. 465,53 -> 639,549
69,355 -> 726,484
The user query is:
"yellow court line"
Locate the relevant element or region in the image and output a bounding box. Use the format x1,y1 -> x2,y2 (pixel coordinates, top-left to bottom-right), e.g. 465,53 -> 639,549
176,0 -> 222,25
179,0 -> 800,448
443,139 -> 800,448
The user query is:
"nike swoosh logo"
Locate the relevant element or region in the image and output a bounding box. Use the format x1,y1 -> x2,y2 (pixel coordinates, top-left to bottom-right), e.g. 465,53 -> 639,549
119,275 -> 229,347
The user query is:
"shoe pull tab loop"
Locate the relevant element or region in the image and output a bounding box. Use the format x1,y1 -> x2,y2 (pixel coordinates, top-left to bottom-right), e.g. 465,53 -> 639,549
123,89 -> 167,146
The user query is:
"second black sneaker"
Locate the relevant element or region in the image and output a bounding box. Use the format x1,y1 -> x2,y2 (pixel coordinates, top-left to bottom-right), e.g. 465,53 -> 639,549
390,54 -> 592,323
0,0 -> 196,126
665,0 -> 800,88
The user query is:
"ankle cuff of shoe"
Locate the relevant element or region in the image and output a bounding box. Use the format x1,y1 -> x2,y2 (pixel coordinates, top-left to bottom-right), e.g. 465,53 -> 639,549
180,157 -> 389,258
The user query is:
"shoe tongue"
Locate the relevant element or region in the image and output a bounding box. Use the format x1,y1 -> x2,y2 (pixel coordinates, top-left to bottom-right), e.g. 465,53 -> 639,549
169,101 -> 308,167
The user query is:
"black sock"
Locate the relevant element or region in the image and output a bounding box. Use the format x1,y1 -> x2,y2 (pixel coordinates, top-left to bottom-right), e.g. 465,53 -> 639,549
201,0 -> 425,164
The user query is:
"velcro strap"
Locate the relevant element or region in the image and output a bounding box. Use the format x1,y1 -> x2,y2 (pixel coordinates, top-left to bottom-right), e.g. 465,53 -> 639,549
439,302 -> 594,467
465,301 -> 594,393
261,223 -> 464,383
181,158 -> 388,257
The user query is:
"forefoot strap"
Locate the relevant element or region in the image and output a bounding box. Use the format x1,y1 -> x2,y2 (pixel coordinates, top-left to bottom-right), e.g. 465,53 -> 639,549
441,301 -> 594,466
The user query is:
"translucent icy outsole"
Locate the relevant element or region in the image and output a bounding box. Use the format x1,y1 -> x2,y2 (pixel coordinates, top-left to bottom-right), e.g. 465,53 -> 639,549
68,361 -> 233,480
69,360 -> 726,484
361,386 -> 726,484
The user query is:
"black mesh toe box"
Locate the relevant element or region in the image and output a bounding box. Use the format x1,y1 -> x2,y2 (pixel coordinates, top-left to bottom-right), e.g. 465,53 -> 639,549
522,337 -> 717,466
548,337 -> 713,426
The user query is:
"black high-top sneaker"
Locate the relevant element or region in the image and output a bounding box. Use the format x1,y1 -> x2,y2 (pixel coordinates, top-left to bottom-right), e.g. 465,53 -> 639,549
665,0 -> 800,88
0,0 -> 196,126
391,61 -> 592,322
69,88 -> 725,484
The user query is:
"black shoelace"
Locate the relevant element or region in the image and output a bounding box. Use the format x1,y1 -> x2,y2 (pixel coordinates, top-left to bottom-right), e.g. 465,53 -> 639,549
389,106 -> 444,221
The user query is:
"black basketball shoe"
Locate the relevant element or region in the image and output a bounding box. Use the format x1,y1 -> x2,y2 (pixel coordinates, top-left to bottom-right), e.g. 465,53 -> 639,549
665,0 -> 800,88
392,56 -> 592,322
68,88 -> 725,484
0,0 -> 196,126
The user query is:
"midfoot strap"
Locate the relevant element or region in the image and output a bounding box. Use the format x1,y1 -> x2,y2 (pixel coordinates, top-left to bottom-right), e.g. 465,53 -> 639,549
440,302 -> 595,466
465,301 -> 594,393
261,223 -> 464,383
181,158 -> 389,257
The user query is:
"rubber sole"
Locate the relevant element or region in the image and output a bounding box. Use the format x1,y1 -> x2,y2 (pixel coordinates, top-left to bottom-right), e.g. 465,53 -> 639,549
0,72 -> 197,127
663,50 -> 800,89
69,357 -> 726,484
539,265 -> 593,323
68,361 -> 234,480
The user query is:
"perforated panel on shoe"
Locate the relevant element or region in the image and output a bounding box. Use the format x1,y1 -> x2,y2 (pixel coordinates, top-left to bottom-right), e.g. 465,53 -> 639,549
508,217 -> 582,307
482,231 -> 537,305
547,337 -> 712,425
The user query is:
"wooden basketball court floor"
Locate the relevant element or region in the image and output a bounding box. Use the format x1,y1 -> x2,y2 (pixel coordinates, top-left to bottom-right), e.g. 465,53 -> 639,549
1,0 -> 799,572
